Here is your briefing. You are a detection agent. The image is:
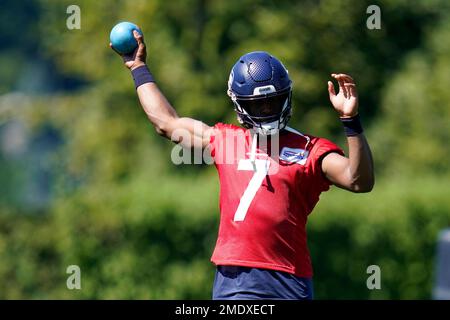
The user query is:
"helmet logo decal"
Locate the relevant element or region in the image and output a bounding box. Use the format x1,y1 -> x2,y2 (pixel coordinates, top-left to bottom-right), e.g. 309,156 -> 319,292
253,85 -> 276,95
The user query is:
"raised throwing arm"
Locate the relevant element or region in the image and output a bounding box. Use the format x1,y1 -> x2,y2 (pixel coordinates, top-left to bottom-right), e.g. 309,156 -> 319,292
111,30 -> 213,149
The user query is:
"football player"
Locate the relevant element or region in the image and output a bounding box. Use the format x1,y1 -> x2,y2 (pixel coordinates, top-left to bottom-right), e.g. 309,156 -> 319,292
111,31 -> 374,300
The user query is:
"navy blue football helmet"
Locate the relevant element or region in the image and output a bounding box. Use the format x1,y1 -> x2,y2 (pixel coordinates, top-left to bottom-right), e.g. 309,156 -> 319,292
227,51 -> 292,135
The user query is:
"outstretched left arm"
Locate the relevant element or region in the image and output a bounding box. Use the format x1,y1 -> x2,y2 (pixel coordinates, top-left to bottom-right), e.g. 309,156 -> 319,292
321,73 -> 374,193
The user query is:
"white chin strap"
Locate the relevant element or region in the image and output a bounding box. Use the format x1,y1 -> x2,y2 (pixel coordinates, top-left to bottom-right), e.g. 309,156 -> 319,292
255,121 -> 281,135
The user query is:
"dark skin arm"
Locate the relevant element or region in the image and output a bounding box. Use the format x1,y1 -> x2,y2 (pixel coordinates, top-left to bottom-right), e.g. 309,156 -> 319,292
322,74 -> 375,193
111,30 -> 213,149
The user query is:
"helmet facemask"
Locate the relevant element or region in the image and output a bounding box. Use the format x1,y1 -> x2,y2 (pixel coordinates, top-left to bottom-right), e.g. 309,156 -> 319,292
231,88 -> 292,135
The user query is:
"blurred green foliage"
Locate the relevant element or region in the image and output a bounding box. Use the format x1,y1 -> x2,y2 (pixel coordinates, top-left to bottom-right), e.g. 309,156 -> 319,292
0,0 -> 450,299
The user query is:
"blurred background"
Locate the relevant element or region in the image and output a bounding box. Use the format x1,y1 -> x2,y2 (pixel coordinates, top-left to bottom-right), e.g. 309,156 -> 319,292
1,0 -> 449,299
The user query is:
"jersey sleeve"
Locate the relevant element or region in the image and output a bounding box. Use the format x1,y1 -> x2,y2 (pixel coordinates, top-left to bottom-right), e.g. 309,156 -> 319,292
308,137 -> 345,192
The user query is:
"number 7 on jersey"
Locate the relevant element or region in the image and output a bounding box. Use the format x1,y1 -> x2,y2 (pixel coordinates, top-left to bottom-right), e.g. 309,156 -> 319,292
233,159 -> 270,222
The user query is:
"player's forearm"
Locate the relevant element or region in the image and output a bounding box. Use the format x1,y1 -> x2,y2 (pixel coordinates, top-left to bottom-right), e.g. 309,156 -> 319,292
110,29 -> 179,139
136,82 -> 178,138
346,134 -> 374,192
133,70 -> 212,148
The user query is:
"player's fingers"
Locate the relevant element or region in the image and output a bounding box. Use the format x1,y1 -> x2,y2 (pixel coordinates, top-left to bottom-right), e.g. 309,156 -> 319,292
328,81 -> 336,98
334,75 -> 347,98
340,74 -> 355,98
134,30 -> 145,45
339,73 -> 355,83
345,83 -> 357,97
331,73 -> 343,88
134,31 -> 146,58
335,75 -> 351,98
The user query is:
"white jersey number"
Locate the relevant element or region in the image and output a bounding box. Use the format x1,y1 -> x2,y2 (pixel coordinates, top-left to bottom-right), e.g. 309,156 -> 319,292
233,159 -> 270,222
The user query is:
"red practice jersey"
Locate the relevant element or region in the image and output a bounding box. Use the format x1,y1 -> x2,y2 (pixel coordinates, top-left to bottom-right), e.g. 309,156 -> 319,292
209,123 -> 344,278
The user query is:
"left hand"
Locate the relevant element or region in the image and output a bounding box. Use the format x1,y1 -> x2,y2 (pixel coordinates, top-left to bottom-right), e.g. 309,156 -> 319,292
328,73 -> 359,118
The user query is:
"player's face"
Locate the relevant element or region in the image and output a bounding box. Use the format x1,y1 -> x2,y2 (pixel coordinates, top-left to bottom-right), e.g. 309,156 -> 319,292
238,92 -> 289,122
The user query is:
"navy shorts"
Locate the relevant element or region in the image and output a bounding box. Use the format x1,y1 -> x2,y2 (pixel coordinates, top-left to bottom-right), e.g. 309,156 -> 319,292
212,266 -> 313,300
